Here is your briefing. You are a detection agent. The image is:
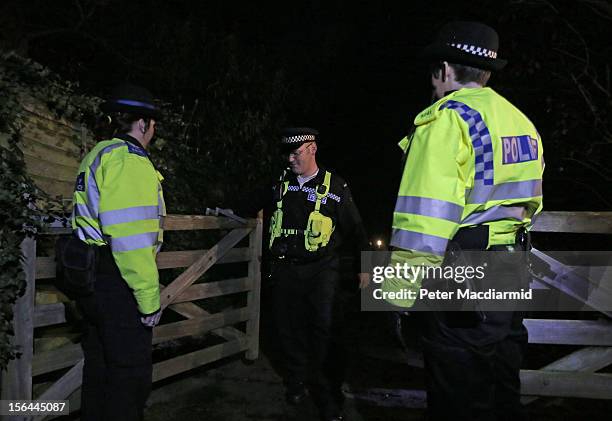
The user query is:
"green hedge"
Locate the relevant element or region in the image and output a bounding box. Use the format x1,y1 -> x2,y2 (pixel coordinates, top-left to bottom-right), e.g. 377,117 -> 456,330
0,47 -> 288,368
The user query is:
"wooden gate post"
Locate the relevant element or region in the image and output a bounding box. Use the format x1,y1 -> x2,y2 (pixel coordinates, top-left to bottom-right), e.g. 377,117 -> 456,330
245,218 -> 262,360
1,237 -> 36,420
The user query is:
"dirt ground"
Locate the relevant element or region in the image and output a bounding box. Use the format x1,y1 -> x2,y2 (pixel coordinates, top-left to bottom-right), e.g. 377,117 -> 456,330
145,329 -> 612,421
145,344 -> 427,421
145,350 -> 612,421
144,289 -> 612,421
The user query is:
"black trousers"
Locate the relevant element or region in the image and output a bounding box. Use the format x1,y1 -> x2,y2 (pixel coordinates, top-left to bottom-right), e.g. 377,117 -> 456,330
419,246 -> 529,421
271,257 -> 344,419
77,248 -> 153,421
421,315 -> 527,421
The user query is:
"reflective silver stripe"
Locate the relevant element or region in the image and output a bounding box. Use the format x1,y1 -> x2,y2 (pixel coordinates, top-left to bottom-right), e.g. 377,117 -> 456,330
462,206 -> 525,226
158,189 -> 166,217
466,179 -> 542,205
99,205 -> 159,226
74,203 -> 95,220
74,228 -> 86,241
394,196 -> 463,223
86,142 -> 126,219
111,232 -> 158,252
390,229 -> 449,256
74,227 -> 86,241
75,225 -> 104,242
156,186 -> 166,251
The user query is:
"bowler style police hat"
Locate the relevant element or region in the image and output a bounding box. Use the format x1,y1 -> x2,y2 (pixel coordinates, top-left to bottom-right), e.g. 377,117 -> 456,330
101,83 -> 161,119
280,127 -> 319,153
423,21 -> 507,71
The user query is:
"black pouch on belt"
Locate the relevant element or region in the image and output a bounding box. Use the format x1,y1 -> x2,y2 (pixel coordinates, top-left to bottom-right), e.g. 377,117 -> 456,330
55,235 -> 97,298
439,225 -> 489,328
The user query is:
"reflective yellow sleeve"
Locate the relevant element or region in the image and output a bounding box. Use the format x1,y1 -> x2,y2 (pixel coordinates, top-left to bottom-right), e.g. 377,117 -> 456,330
385,110 -> 470,308
98,155 -> 161,314
391,109 -> 470,256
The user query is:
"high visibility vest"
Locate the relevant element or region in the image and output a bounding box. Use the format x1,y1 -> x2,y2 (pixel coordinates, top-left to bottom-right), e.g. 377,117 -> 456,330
384,87 -> 544,307
269,170 -> 335,252
71,137 -> 166,314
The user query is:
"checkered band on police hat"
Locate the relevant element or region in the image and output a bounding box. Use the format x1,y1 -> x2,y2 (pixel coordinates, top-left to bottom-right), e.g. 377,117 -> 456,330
281,134 -> 317,144
449,43 -> 498,59
423,21 -> 507,71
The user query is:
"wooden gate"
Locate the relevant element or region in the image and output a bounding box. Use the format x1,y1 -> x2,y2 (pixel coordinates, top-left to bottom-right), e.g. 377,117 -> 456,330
520,211 -> 612,401
1,214 -> 262,419
356,211 -> 612,406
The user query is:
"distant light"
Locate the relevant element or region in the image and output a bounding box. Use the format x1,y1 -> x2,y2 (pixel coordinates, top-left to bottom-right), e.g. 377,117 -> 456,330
376,239 -> 383,248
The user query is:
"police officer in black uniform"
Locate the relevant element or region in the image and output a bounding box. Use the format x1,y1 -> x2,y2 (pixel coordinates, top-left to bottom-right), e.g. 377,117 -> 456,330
244,128 -> 369,421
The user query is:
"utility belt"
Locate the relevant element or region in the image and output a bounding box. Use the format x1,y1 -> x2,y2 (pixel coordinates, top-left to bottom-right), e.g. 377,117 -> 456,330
447,224 -> 530,252
270,251 -> 331,266
278,228 -> 305,236
433,224 -> 531,328
449,225 -> 489,251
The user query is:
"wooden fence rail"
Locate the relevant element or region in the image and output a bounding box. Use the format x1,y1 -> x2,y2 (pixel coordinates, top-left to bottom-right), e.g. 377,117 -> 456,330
518,211 -> 612,401
0,214 -> 262,420
386,211 -> 612,403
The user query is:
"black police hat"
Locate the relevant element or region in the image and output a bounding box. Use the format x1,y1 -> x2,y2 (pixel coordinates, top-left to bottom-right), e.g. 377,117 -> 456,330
423,21 -> 507,71
101,83 -> 161,119
280,127 -> 319,153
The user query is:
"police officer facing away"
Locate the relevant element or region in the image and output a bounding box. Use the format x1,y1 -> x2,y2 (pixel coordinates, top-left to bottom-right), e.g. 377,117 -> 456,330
253,128 -> 369,421
71,84 -> 165,420
383,22 -> 544,420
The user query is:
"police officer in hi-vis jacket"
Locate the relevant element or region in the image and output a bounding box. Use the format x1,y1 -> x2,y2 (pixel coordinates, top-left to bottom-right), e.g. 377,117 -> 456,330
71,84 -> 165,421
383,22 -> 544,420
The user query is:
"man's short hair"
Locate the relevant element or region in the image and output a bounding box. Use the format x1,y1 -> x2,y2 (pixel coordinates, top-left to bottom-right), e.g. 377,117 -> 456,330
448,62 -> 491,86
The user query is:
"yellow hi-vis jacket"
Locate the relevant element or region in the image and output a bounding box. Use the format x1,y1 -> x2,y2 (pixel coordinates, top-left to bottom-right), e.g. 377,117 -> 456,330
383,87 -> 544,307
71,136 -> 166,314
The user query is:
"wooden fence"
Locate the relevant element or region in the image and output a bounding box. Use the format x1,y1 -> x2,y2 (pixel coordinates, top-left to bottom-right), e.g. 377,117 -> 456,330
520,211 -> 612,402
363,211 -> 612,404
1,214 -> 262,419
0,92 -> 94,201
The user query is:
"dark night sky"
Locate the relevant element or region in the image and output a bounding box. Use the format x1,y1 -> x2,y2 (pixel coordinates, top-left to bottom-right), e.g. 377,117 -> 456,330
4,0 -> 611,240
176,1 -> 549,240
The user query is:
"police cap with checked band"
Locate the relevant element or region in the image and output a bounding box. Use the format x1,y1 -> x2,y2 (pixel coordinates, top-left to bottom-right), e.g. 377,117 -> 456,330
423,21 -> 507,71
280,127 -> 319,153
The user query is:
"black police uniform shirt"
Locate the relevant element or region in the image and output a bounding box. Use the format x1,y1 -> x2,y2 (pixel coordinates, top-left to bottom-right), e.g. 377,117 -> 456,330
241,166 -> 369,265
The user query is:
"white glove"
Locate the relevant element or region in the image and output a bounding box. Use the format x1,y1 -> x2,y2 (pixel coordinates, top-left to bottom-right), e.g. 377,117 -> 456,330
140,309 -> 162,328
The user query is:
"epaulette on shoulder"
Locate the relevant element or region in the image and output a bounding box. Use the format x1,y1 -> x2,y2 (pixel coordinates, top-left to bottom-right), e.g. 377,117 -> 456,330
414,101 -> 441,126
323,170 -> 346,189
413,96 -> 455,126
332,172 -> 347,188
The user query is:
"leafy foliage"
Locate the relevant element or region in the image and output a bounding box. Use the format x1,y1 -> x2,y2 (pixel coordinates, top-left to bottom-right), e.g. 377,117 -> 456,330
0,54 -> 46,369
152,35 -> 288,214
493,0 -> 612,208
0,52 -> 98,368
0,14 -> 291,364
